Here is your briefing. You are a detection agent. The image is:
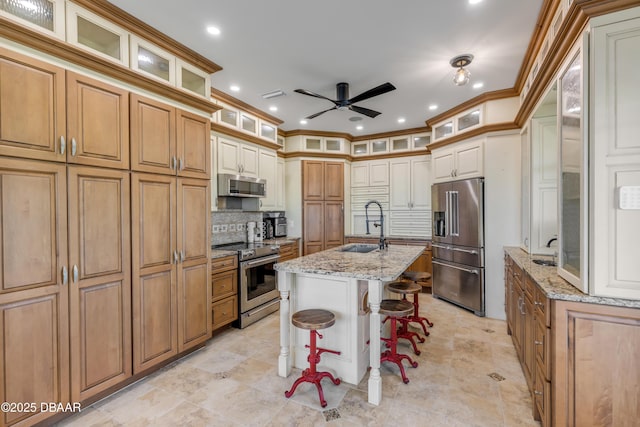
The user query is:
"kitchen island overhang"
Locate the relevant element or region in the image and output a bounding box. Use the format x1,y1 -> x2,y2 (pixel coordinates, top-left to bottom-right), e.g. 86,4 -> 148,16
274,243 -> 424,406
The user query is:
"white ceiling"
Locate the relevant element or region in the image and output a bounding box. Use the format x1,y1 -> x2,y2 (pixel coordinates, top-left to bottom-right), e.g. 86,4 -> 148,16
108,0 -> 543,135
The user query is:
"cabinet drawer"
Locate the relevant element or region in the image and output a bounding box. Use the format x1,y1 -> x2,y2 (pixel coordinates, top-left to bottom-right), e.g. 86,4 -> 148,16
211,255 -> 238,272
534,364 -> 552,427
212,296 -> 237,329
212,269 -> 237,301
534,286 -> 550,327
535,320 -> 551,381
524,273 -> 535,300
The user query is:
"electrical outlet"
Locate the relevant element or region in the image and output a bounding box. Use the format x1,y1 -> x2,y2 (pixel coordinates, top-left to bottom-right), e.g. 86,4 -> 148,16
237,223 -> 244,231
220,224 -> 228,232
212,225 -> 220,233
229,224 -> 236,232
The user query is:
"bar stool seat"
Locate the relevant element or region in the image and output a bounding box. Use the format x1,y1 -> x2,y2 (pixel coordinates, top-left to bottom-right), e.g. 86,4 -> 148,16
385,281 -> 425,355
397,273 -> 435,335
285,309 -> 341,407
402,271 -> 432,283
379,299 -> 418,384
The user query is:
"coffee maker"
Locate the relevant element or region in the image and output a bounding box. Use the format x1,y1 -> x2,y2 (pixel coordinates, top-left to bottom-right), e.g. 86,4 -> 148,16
263,211 -> 287,239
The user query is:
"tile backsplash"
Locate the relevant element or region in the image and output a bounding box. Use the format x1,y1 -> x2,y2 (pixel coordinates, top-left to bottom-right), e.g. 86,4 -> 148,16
211,211 -> 262,245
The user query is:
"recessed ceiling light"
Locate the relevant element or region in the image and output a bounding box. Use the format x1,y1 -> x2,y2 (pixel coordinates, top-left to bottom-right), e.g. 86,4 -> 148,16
469,0 -> 483,4
300,120 -> 308,125
356,125 -> 363,131
269,106 -> 278,112
230,85 -> 240,92
429,104 -> 438,111
397,118 -> 406,124
473,82 -> 484,89
206,26 -> 221,36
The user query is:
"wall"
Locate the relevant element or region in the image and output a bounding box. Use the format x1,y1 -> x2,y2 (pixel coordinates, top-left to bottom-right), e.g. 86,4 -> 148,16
285,158 -> 302,237
484,131 -> 521,319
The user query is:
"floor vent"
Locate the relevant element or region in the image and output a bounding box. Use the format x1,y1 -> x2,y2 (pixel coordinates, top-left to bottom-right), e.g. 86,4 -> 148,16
323,408 -> 341,421
488,372 -> 506,382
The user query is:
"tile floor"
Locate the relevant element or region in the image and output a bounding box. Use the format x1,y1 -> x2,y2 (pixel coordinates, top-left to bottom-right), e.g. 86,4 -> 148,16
58,294 -> 541,426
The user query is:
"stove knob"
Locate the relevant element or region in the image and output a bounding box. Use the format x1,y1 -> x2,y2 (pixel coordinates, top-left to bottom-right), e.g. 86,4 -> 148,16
245,250 -> 255,257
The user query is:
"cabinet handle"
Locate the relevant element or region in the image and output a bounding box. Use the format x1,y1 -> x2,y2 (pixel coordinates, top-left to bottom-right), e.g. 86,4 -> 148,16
59,136 -> 66,155
71,138 -> 77,157
173,250 -> 178,264
72,265 -> 78,283
179,158 -> 184,171
61,266 -> 68,285
171,156 -> 177,170
535,340 -> 543,345
534,390 -> 543,396
534,301 -> 543,306
180,250 -> 185,262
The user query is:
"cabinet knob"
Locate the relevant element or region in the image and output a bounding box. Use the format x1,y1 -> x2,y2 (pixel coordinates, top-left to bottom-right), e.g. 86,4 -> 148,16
534,390 -> 543,396
535,340 -> 543,345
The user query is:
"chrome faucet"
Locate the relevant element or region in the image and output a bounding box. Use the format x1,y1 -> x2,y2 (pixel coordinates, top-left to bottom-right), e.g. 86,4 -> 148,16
546,237 -> 558,248
365,200 -> 387,250
546,237 -> 558,265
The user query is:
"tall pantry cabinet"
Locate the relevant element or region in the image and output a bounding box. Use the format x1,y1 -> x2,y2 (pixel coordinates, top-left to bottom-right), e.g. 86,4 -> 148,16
302,160 -> 344,255
0,48 -> 132,425
0,47 -> 211,426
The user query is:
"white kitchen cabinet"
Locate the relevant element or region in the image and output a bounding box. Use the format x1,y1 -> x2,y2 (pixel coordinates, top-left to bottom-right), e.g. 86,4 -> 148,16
351,159 -> 389,187
276,157 -> 285,210
389,156 -> 431,210
217,138 -> 258,177
351,210 -> 388,236
258,148 -> 277,210
388,210 -> 431,237
432,139 -> 484,183
530,115 -> 557,254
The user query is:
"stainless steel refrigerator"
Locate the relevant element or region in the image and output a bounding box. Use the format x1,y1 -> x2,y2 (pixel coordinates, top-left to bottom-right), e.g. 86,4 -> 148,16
431,177 -> 485,316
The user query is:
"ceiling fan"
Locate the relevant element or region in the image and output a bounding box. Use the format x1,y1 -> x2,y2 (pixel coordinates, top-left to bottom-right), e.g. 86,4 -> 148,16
294,82 -> 396,119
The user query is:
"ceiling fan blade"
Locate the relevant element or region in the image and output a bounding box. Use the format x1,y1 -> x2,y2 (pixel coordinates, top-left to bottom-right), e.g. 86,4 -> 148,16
294,89 -> 336,103
305,106 -> 337,119
348,82 -> 396,104
349,105 -> 382,118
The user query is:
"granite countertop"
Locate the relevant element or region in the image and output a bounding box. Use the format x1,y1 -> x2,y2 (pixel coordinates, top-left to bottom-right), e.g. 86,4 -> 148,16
274,243 -> 423,282
504,247 -> 640,309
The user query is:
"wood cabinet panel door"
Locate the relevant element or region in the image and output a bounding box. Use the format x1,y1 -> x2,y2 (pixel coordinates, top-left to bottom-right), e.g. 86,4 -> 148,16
0,158 -> 69,427
177,178 -> 211,350
177,110 -> 210,179
324,162 -> 344,201
66,72 -> 129,169
303,200 -> 324,255
131,173 -> 177,373
0,47 -> 66,162
130,94 -> 176,175
67,166 -> 131,401
324,201 -> 344,248
302,161 -> 324,200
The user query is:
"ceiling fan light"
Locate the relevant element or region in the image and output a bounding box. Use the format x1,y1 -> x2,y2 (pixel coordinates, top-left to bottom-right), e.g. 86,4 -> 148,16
453,67 -> 471,86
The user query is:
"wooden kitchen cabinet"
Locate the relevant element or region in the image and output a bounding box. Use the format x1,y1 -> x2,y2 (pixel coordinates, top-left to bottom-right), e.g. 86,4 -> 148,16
0,48 -> 66,163
67,166 -> 131,402
66,72 -> 129,170
302,161 -> 344,255
0,158 -> 69,427
278,240 -> 300,262
131,94 -> 210,179
211,255 -> 238,331
131,173 -> 211,372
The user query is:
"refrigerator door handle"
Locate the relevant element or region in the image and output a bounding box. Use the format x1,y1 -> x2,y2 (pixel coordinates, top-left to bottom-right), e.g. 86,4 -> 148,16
445,191 -> 450,237
431,243 -> 450,250
432,260 -> 479,275
450,191 -> 459,236
452,247 -> 478,255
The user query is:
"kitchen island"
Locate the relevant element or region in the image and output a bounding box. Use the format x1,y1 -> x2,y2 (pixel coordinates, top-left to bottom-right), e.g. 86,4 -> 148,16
274,243 -> 423,405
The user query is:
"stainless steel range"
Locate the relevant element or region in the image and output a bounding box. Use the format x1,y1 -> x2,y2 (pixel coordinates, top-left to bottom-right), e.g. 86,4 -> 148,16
212,242 -> 280,328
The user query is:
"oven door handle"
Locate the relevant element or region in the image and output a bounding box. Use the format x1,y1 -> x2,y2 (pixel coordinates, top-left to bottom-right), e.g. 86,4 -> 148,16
242,254 -> 280,268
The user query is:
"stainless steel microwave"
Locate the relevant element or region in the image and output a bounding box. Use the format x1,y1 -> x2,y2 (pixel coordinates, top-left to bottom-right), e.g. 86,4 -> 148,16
218,174 -> 266,198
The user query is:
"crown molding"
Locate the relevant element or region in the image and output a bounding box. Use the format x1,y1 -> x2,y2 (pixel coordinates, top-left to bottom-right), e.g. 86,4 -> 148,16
211,123 -> 282,150
0,17 -> 220,114
70,0 -> 222,73
210,87 -> 284,125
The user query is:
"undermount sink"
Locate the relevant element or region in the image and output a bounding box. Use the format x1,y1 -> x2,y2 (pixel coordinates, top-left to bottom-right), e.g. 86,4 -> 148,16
339,244 -> 379,253
533,259 -> 556,267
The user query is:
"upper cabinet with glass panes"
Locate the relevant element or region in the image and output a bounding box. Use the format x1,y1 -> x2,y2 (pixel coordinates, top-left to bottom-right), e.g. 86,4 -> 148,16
431,106 -> 484,143
1,0 -> 213,98
213,101 -> 280,144
0,0 -> 65,38
351,132 -> 430,157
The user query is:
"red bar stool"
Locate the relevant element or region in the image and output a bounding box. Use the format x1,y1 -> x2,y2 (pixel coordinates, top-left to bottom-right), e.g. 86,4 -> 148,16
400,271 -> 435,333
379,299 -> 419,384
385,281 -> 425,355
285,309 -> 341,407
